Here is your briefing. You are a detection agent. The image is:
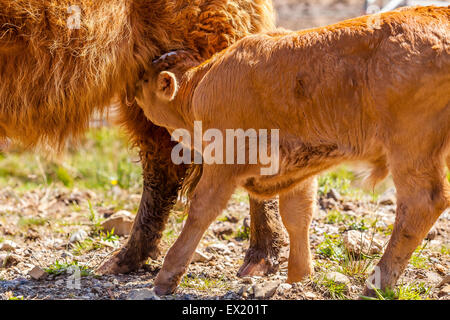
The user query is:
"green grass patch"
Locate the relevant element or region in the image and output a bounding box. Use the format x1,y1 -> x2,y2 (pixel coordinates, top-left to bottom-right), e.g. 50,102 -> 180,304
17,216 -> 48,228
45,260 -> 92,277
363,282 -> 431,300
180,275 -> 230,291
0,127 -> 142,192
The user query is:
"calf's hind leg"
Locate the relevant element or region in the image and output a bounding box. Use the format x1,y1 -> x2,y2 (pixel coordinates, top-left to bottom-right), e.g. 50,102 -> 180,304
364,155 -> 449,296
279,177 -> 317,283
154,166 -> 237,295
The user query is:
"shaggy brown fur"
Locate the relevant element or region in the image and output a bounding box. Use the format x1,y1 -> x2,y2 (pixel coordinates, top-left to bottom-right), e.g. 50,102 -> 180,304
136,6 -> 450,295
0,0 -> 283,275
0,0 -> 274,149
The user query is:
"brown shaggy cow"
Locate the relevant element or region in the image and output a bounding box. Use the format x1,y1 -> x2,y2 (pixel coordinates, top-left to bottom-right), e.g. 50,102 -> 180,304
0,0 -> 284,276
136,6 -> 450,295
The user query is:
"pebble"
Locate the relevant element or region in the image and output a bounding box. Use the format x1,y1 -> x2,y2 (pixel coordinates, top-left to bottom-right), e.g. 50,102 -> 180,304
28,266 -> 47,280
54,279 -> 65,286
0,253 -> 21,268
438,285 -> 450,297
304,291 -> 317,299
343,230 -> 383,255
191,250 -> 211,263
101,210 -> 134,236
206,243 -> 231,255
69,229 -> 88,243
277,283 -> 292,293
325,272 -> 351,286
127,288 -> 160,300
435,264 -> 446,274
213,224 -> 234,238
243,216 -> 250,230
439,274 -> 450,287
241,277 -> 254,285
424,271 -> 442,285
253,281 -> 281,299
378,188 -> 396,205
425,227 -> 438,240
0,240 -> 18,252
326,188 -> 341,202
238,285 -> 250,297
342,203 -> 356,211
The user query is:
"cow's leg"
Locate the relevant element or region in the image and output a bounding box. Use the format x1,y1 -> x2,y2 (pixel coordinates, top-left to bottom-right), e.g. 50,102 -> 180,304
237,197 -> 286,277
154,165 -> 236,295
363,155 -> 449,296
278,177 -> 317,282
97,106 -> 187,274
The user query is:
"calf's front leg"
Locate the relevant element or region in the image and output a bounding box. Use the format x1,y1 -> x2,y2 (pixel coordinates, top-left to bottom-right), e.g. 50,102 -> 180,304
154,165 -> 237,295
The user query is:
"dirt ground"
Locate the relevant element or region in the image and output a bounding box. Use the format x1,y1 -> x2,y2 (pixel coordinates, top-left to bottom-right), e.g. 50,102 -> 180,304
0,0 -> 449,301
0,182 -> 448,300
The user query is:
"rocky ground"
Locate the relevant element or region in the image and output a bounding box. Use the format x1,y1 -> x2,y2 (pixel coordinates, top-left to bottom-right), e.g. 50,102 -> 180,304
1,0 -> 449,301
0,183 -> 448,300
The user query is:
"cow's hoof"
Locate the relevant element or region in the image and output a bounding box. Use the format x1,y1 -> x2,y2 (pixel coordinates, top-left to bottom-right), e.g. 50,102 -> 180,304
237,257 -> 278,277
96,250 -> 142,275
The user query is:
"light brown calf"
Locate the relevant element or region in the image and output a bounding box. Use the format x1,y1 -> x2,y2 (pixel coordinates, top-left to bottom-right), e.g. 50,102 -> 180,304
136,6 -> 450,296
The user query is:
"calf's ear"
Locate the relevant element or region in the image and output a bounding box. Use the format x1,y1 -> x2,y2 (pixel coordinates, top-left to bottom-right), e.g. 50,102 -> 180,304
156,71 -> 178,101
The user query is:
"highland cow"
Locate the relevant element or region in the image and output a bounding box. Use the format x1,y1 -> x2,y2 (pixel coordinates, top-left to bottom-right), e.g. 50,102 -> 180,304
0,0 -> 283,276
136,6 -> 450,295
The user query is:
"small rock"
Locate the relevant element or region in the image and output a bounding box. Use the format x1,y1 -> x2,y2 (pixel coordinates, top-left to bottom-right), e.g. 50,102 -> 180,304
61,251 -> 73,259
378,188 -> 396,205
435,264 -> 446,275
326,188 -> 341,202
243,216 -> 250,230
253,281 -> 280,299
277,283 -> 292,293
92,287 -> 103,295
206,243 -> 231,255
242,277 -> 254,285
343,230 -> 383,255
213,224 -> 234,238
225,214 -> 239,223
69,229 -> 88,243
425,271 -> 442,285
101,210 -> 134,236
438,285 -> 450,297
191,250 -> 211,263
439,274 -> 450,287
320,198 -> 337,210
304,291 -> 317,299
425,227 -> 438,240
342,203 -> 355,211
0,240 -> 17,252
0,253 -> 21,268
28,266 -> 47,280
127,288 -> 160,300
325,272 -> 351,286
238,285 -> 250,297
54,279 -> 65,286
102,282 -> 114,288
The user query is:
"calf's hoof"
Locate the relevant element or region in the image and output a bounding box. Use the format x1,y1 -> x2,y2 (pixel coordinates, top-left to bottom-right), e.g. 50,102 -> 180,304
153,270 -> 180,295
